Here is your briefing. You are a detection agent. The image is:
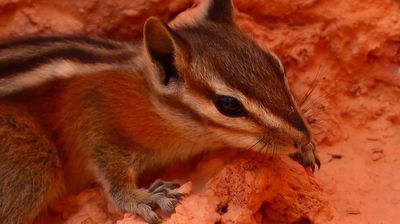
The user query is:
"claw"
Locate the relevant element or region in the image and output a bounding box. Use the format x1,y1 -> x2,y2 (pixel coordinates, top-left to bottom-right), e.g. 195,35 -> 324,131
114,179 -> 184,224
136,204 -> 160,224
148,179 -> 181,193
315,156 -> 321,170
166,192 -> 185,200
289,141 -> 321,172
147,179 -> 184,214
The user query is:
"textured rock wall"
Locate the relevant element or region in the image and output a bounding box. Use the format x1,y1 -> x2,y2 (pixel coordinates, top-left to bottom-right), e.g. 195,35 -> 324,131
1,0 -> 399,223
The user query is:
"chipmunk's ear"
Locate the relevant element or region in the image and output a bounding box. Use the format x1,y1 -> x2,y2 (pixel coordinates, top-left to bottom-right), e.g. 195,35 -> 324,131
144,17 -> 188,88
169,0 -> 234,28
205,0 -> 234,23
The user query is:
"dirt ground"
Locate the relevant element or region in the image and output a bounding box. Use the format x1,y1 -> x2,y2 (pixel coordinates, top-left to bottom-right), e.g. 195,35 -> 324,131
1,0 -> 399,223
237,0 -> 400,222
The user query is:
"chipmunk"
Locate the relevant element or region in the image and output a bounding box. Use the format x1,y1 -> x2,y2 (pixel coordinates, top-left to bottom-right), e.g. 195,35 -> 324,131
0,0 -> 320,223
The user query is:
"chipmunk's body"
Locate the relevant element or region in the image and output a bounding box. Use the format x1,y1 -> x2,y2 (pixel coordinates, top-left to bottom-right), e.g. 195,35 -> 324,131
0,1 -> 319,223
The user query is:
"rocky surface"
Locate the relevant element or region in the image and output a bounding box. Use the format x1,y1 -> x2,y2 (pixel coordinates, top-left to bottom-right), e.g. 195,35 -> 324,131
1,0 -> 399,223
36,151 -> 332,224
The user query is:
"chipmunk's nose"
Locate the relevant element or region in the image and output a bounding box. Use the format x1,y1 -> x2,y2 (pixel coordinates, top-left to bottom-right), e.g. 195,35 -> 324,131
293,141 -> 301,150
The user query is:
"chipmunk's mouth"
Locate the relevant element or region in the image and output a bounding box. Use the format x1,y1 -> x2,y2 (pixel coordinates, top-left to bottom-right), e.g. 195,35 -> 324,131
280,145 -> 299,154
272,140 -> 299,154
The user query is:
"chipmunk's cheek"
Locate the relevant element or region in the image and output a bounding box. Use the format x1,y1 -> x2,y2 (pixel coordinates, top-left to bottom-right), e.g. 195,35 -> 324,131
216,134 -> 251,150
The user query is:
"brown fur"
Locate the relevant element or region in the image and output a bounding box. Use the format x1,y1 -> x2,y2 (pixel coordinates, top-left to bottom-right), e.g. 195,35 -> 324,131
0,106 -> 64,224
0,0 -> 319,223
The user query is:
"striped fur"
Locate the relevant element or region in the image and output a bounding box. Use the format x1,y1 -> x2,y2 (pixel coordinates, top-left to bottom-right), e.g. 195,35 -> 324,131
0,35 -> 139,96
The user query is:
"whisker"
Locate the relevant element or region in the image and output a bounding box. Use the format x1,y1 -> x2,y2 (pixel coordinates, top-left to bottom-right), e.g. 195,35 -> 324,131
258,138 -> 268,155
267,140 -> 275,158
314,130 -> 325,135
247,134 -> 265,151
260,138 -> 269,155
271,142 -> 278,159
300,64 -> 324,107
310,123 -> 323,129
302,90 -> 331,114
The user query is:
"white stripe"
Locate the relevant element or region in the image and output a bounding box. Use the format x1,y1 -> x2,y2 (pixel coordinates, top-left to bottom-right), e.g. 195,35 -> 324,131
0,58 -> 143,97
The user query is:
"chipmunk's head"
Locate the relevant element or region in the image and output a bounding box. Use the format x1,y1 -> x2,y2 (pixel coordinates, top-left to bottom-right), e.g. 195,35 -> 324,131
143,0 -> 312,155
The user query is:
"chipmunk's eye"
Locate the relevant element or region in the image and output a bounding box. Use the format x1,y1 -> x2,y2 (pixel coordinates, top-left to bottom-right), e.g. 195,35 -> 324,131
214,95 -> 247,117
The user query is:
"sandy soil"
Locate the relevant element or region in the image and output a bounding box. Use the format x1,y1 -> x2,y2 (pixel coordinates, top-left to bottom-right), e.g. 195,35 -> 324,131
0,0 -> 399,223
236,0 -> 400,222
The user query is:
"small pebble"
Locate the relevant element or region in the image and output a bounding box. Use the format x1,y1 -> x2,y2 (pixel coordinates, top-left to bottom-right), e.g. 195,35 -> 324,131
371,148 -> 383,153
346,208 -> 361,215
371,153 -> 384,161
370,148 -> 384,161
328,153 -> 343,162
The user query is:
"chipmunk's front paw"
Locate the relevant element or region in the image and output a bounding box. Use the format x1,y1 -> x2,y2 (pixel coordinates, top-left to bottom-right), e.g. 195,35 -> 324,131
147,179 -> 184,213
289,142 -> 321,172
114,179 -> 183,224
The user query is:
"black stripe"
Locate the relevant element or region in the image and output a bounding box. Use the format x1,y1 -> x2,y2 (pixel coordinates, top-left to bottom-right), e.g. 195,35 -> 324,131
0,35 -> 122,50
187,79 -> 265,128
158,94 -> 204,124
159,91 -> 257,135
0,47 -> 132,76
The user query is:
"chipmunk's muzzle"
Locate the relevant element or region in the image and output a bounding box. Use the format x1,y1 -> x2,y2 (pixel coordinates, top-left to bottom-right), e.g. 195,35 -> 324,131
289,141 -> 321,172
